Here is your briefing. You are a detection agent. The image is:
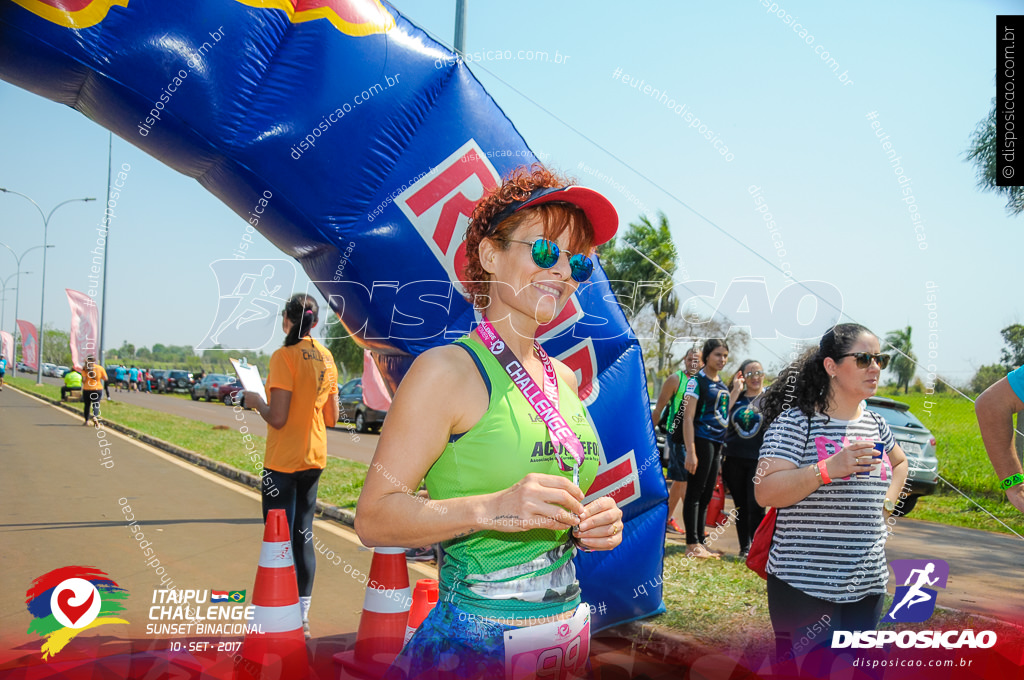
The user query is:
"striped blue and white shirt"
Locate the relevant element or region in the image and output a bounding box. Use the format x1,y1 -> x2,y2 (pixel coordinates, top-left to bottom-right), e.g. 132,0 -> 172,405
759,407 -> 896,602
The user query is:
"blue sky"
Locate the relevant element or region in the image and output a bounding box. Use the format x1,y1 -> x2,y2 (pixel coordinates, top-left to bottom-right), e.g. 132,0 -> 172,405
0,0 -> 1017,385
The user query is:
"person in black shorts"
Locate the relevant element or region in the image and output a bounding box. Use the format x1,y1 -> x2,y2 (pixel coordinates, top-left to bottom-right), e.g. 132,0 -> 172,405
652,347 -> 702,535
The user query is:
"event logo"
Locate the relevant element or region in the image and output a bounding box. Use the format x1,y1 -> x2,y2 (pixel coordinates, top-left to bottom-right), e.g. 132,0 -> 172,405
885,559 -> 949,623
197,260 -> 295,350
25,566 -> 129,660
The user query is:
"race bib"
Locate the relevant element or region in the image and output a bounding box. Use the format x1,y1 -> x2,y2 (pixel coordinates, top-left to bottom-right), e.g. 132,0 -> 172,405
503,604 -> 590,679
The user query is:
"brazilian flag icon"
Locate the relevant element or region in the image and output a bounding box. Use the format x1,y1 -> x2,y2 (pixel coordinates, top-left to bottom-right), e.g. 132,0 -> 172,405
228,591 -> 246,603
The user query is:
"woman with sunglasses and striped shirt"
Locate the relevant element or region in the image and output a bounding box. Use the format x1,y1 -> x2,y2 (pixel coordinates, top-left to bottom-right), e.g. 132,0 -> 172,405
755,323 -> 909,672
357,165 -> 623,679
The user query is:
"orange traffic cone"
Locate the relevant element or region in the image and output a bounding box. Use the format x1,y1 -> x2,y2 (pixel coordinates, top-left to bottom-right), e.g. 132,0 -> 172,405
235,509 -> 307,680
335,547 -> 412,679
706,473 -> 730,528
403,579 -> 439,646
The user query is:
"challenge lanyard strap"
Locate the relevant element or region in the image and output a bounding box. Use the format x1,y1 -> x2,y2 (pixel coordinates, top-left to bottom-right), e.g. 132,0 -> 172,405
476,318 -> 585,474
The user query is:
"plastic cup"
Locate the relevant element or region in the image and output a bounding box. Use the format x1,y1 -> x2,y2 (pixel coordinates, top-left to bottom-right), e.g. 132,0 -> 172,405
858,441 -> 885,478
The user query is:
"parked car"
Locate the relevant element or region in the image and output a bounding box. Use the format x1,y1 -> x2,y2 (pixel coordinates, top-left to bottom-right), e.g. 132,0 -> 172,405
337,378 -> 387,433
41,362 -> 57,377
649,400 -> 669,466
192,373 -> 233,401
150,369 -> 168,390
217,377 -> 245,407
164,370 -> 194,393
56,365 -> 70,377
17,361 -> 31,373
864,396 -> 939,516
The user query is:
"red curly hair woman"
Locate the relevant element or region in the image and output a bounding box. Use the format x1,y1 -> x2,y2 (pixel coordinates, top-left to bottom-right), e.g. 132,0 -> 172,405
357,165 -> 623,679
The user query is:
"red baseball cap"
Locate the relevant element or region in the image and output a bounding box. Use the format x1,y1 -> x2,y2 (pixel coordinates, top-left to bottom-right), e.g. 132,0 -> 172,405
490,185 -> 619,246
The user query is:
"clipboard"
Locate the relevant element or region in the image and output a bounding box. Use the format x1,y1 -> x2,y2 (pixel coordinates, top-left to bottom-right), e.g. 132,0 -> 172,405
230,357 -> 266,403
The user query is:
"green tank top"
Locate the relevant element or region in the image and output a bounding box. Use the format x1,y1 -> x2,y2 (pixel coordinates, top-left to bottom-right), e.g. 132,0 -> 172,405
666,370 -> 685,433
425,336 -> 601,618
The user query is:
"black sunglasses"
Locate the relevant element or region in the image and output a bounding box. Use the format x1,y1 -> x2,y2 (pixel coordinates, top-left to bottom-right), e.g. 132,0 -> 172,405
838,352 -> 891,369
497,237 -> 594,282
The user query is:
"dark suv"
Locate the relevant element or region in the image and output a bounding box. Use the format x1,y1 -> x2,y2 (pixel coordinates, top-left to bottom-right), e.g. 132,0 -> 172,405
164,370 -> 194,393
337,378 -> 387,433
864,396 -> 939,516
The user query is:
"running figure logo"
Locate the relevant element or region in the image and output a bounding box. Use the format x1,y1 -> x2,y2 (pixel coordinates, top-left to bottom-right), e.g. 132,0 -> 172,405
885,559 -> 949,623
197,260 -> 296,350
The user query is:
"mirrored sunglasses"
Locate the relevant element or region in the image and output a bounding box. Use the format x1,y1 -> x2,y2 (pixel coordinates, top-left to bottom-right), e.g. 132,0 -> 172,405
499,237 -> 594,283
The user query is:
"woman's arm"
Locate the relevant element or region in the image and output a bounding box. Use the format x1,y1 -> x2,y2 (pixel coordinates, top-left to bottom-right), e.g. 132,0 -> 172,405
683,393 -> 698,473
355,346 -> 586,548
755,426 -> 884,507
248,388 -> 291,430
322,389 -> 339,428
652,373 -> 680,427
884,443 -> 909,516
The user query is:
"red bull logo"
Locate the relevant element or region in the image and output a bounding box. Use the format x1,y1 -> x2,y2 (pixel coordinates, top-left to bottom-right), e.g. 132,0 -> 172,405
15,0 -> 394,36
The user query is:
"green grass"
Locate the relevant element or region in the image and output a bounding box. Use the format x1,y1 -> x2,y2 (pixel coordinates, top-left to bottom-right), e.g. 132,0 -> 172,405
7,376 -> 369,510
874,388 -> 1024,536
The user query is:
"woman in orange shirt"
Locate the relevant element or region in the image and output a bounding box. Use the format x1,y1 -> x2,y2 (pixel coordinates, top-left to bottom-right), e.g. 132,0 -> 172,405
246,293 -> 339,637
81,355 -> 108,426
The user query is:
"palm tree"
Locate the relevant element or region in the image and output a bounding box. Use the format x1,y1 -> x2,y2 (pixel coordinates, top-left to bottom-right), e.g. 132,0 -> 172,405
965,98 -> 1024,215
884,326 -> 916,394
598,212 -> 678,391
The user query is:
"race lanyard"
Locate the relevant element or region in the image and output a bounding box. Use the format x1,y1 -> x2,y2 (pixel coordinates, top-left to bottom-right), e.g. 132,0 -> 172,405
476,317 -> 585,478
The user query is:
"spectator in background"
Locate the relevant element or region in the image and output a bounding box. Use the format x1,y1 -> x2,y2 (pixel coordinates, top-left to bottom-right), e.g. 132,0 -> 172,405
975,371 -> 1024,514
755,323 -> 908,669
61,367 -> 83,401
681,339 -> 744,559
246,293 -> 339,638
652,346 -> 702,535
81,356 -> 108,427
722,359 -> 767,558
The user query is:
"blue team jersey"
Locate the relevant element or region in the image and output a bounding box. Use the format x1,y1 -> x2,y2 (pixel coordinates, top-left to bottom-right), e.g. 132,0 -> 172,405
684,369 -> 731,442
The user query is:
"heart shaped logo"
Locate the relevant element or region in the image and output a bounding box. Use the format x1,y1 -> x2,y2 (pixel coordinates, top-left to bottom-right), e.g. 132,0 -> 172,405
56,588 -> 95,626
49,579 -> 100,629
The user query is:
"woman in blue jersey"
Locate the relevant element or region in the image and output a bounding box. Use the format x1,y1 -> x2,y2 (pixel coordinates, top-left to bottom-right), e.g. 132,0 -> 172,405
356,165 -> 624,679
755,323 -> 909,669
681,339 -> 745,558
722,359 -> 766,558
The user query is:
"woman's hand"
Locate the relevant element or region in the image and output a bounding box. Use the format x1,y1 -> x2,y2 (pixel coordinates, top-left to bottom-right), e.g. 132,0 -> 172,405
243,391 -> 264,410
685,450 -> 698,474
825,440 -> 881,479
486,473 -> 585,533
572,496 -> 623,552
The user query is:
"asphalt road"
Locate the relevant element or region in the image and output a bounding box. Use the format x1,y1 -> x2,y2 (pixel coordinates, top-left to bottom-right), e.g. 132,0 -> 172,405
0,387 -> 432,666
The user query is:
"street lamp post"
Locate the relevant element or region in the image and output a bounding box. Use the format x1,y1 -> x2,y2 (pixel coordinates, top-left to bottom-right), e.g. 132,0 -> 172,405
0,240 -> 50,365
1,270 -> 31,343
0,189 -> 95,383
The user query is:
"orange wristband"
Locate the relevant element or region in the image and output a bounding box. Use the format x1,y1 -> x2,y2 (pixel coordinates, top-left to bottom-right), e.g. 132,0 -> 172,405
817,460 -> 832,484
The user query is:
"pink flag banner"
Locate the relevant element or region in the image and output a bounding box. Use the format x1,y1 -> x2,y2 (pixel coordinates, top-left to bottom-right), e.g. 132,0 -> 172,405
361,350 -> 392,412
16,319 -> 38,370
66,289 -> 98,369
0,331 -> 12,367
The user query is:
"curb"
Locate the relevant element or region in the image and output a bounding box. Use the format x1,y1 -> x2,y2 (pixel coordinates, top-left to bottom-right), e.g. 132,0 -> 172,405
10,384 -> 359,528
